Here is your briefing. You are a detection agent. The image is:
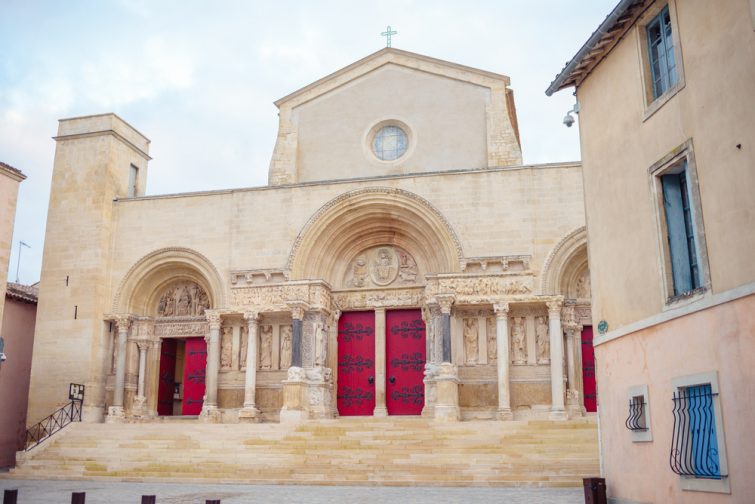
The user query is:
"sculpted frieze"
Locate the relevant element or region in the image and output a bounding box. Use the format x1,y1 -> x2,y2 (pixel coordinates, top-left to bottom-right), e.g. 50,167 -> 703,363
333,288 -> 424,310
155,320 -> 208,338
426,275 -> 534,301
230,282 -> 332,312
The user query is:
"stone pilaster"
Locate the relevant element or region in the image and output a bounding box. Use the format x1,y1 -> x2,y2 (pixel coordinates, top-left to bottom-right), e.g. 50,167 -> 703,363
494,302 -> 513,420
421,302 -> 442,417
106,315 -> 131,422
547,300 -> 567,420
562,303 -> 584,415
288,301 -> 308,368
373,308 -> 388,417
131,340 -> 149,417
239,311 -> 261,422
200,310 -> 222,422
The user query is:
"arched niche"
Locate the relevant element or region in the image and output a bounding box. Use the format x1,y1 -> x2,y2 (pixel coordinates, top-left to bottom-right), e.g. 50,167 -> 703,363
541,226 -> 590,299
287,187 -> 463,284
112,247 -> 225,315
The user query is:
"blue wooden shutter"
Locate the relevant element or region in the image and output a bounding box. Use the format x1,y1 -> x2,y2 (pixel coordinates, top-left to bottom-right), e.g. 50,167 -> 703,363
687,385 -> 721,478
662,174 -> 693,294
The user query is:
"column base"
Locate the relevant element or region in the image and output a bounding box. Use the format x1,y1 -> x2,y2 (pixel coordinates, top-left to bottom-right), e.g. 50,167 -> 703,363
131,396 -> 147,418
496,408 -> 514,421
238,406 -> 261,423
373,406 -> 388,417
549,408 -> 568,421
199,405 -> 222,423
434,362 -> 460,422
105,406 -> 125,423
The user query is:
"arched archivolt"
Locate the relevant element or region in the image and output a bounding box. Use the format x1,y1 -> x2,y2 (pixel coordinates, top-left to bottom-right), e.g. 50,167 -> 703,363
540,226 -> 588,296
112,247 -> 225,315
287,187 -> 463,282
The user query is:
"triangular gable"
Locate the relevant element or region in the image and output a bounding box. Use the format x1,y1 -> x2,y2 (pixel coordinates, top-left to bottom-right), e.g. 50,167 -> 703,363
274,47 -> 511,109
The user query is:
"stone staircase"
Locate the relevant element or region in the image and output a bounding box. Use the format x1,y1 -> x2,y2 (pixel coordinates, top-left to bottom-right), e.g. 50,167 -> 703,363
6,417 -> 599,486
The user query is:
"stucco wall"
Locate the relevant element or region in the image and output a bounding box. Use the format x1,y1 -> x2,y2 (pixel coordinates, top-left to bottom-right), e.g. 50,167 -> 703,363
595,293 -> 755,502
0,166 -> 24,331
295,64 -> 490,182
577,0 -> 755,330
0,295 -> 36,467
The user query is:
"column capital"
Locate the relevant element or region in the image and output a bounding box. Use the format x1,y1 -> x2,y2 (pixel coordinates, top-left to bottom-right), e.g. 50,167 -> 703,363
112,314 -> 132,332
243,311 -> 260,324
493,302 -> 510,319
434,294 -> 455,315
425,302 -> 442,318
136,340 -> 150,351
546,299 -> 564,316
287,300 -> 309,320
205,310 -> 222,329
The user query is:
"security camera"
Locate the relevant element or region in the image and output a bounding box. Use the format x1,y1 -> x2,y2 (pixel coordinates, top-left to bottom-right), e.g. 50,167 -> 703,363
563,113 -> 575,127
0,353 -> 6,362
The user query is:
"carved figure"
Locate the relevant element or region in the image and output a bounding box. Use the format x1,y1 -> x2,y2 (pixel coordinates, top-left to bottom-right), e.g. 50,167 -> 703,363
259,325 -> 273,370
351,257 -> 368,288
511,317 -> 526,364
280,325 -> 293,369
535,316 -> 550,364
156,282 -> 210,317
220,326 -> 233,370
239,325 -> 248,370
177,287 -> 191,316
487,317 -> 497,363
463,318 -> 479,365
370,247 -> 397,285
398,250 -> 418,283
576,273 -> 591,299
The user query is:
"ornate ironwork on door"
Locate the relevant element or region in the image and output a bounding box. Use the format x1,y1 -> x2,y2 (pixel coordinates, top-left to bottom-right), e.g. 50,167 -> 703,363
386,309 -> 426,415
337,311 -> 376,416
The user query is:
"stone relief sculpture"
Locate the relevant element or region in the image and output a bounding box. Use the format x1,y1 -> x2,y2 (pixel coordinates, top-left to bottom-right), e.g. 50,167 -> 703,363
486,317 -> 497,363
259,325 -> 273,370
535,316 -> 550,364
220,326 -> 233,370
575,271 -> 591,299
344,246 -> 420,288
157,281 -> 210,317
511,317 -> 527,364
463,318 -> 479,365
239,325 -> 248,370
371,247 -> 398,286
280,325 -> 293,369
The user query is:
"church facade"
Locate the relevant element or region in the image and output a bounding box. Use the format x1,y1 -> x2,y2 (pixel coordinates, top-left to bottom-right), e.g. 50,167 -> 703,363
27,49 -> 593,427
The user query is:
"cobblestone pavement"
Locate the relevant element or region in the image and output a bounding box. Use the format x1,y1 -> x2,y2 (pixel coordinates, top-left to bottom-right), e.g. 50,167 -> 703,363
0,479 -> 584,503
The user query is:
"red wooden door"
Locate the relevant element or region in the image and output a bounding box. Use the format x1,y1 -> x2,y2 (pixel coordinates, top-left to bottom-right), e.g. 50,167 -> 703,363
386,309 -> 426,415
157,339 -> 177,416
337,311 -> 376,416
581,326 -> 597,412
182,337 -> 207,415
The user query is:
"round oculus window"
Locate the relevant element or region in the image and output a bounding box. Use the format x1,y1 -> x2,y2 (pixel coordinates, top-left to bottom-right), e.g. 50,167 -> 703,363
372,125 -> 408,161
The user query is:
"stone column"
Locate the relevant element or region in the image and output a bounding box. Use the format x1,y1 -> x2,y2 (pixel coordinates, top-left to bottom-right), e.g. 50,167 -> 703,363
132,340 -> 149,416
373,308 -> 388,417
547,300 -> 567,420
494,302 -> 513,420
436,295 -> 455,363
288,302 -> 307,368
106,315 -> 131,421
146,339 -> 161,417
239,311 -> 261,422
562,304 -> 583,415
421,303 -> 442,417
201,311 -> 222,422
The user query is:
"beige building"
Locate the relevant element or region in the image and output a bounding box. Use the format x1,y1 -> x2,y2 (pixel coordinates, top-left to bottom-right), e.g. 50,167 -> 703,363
27,49 -> 595,436
547,0 -> 755,501
0,162 -> 26,341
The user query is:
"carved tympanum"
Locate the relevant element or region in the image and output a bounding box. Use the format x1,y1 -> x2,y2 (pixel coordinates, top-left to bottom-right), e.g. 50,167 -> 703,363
157,281 -> 210,317
344,246 -> 421,289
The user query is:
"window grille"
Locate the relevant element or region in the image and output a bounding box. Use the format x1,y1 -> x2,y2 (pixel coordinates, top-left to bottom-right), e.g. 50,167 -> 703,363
625,396 -> 648,431
670,385 -> 726,479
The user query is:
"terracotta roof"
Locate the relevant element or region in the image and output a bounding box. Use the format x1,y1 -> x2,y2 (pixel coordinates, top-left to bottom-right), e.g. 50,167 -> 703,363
5,282 -> 38,304
0,161 -> 26,181
545,0 -> 648,95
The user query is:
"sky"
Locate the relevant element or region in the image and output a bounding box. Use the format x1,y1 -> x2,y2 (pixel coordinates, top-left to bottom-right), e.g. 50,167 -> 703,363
0,0 -> 615,284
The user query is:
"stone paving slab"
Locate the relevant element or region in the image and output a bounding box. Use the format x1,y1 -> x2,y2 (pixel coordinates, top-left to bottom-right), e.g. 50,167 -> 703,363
0,479 -> 584,503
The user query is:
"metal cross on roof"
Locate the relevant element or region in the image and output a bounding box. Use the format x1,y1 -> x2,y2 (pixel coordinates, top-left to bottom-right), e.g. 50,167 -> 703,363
381,25 -> 397,48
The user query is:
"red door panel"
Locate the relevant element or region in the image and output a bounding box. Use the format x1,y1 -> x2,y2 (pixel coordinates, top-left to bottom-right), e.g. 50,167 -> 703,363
182,337 -> 207,415
337,311 -> 376,416
386,309 -> 426,415
157,339 -> 177,416
581,326 -> 597,413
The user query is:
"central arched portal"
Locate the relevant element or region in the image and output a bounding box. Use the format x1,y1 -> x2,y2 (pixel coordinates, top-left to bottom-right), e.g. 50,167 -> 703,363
288,187 -> 462,416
